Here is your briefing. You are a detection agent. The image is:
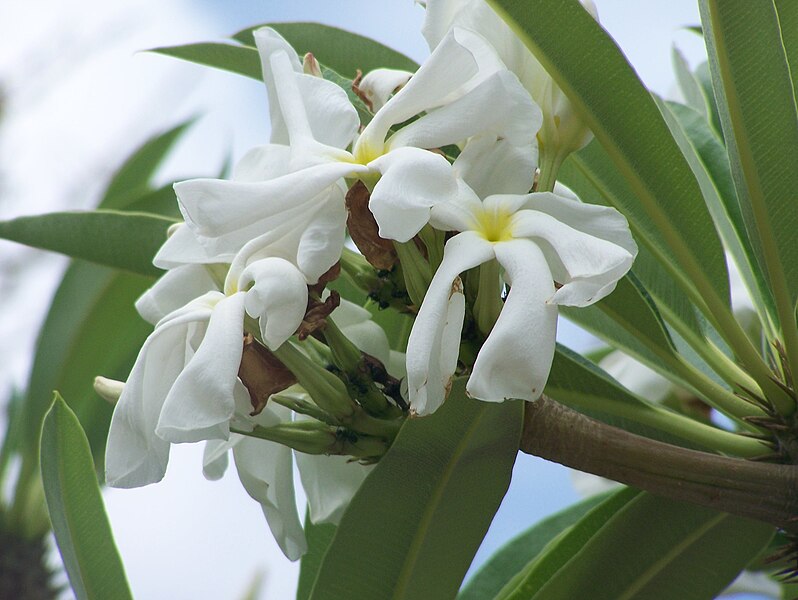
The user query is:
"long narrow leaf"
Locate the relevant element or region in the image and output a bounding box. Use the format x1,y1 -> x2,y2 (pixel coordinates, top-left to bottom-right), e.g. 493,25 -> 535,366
296,520 -> 336,600
233,22 -> 419,74
458,492 -> 611,600
40,395 -> 133,600
559,143 -> 704,341
19,263 -> 150,466
488,0 -> 730,316
525,494 -> 774,600
658,98 -> 777,327
101,120 -> 194,209
0,210 -> 174,277
151,42 -> 372,125
494,487 -> 640,599
309,381 -> 523,600
700,0 -> 798,373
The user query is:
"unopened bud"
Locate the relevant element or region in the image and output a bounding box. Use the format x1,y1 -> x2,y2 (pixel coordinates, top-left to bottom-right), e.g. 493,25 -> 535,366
302,53 -> 322,78
94,376 -> 124,404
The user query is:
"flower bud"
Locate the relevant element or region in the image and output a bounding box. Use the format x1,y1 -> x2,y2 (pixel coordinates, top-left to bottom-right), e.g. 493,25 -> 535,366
93,376 -> 124,404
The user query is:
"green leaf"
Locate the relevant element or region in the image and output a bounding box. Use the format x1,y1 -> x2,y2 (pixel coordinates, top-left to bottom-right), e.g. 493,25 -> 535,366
297,519 -> 336,600
152,42 -> 373,126
153,42 -> 261,79
233,22 -> 419,75
494,487 -> 640,599
40,394 -> 133,600
20,262 -> 152,472
517,493 -> 775,600
672,47 -> 708,121
100,120 -> 194,209
309,381 -> 523,600
458,492 -> 612,600
658,98 -> 777,326
700,0 -> 798,358
547,345 -> 765,457
560,274 -> 676,373
0,210 -> 174,277
487,0 -> 729,313
559,142 -> 705,341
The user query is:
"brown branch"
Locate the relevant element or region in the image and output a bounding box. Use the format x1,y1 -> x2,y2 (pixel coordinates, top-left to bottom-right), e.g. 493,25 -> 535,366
521,395 -> 798,532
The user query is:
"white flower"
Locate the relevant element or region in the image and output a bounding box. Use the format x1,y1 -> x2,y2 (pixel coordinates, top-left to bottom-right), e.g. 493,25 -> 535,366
422,0 -> 598,160
356,68 -> 413,112
202,397 -> 372,561
157,25 -> 540,285
376,179 -> 636,415
105,259 -> 308,488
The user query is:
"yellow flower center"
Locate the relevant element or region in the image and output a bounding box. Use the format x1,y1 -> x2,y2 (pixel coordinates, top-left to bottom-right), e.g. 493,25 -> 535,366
353,139 -> 387,166
474,206 -> 514,243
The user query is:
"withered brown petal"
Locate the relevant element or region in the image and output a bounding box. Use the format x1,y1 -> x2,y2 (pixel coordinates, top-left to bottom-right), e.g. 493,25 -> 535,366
345,181 -> 398,270
238,334 -> 298,416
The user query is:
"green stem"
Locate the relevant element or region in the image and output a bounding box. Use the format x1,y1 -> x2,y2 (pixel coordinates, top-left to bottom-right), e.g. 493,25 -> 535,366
548,387 -> 769,458
271,341 -> 355,420
656,301 -> 762,396
394,240 -> 431,307
473,259 -> 502,336
536,146 -> 565,193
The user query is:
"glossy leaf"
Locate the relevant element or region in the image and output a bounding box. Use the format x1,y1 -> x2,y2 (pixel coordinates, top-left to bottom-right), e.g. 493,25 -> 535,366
487,0 -> 730,313
233,22 -> 419,74
458,492 -> 611,600
560,274 -> 677,374
101,120 -> 194,209
494,487 -> 640,599
559,142 -> 704,341
152,42 -> 372,126
309,381 -> 523,600
297,519 -> 336,600
0,210 -> 173,277
658,98 -> 777,326
700,0 -> 798,350
517,493 -> 775,600
40,395 -> 133,600
672,47 -> 708,121
19,262 -> 152,471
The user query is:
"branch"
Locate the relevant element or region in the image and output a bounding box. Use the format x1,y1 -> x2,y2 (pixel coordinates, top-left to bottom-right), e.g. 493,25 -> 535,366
521,396 -> 798,532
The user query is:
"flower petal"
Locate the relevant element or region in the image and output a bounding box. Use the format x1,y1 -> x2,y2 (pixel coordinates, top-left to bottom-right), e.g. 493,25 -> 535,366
357,68 -> 413,112
368,147 -> 463,241
467,239 -> 557,401
254,28 -> 359,150
453,134 -> 536,197
525,188 -> 638,256
232,432 -> 307,560
296,186 -> 347,283
135,264 -> 218,325
153,222 -> 225,268
358,27 -> 501,153
407,231 -> 494,414
511,205 -> 636,306
156,293 -> 246,443
387,70 -> 540,151
105,302 -> 214,488
239,257 -> 309,350
202,439 -> 232,481
174,161 -> 363,257
295,448 -> 373,526
232,144 -> 292,182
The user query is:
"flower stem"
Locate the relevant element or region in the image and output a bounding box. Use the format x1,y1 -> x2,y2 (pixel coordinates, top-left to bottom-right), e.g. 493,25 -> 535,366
521,396 -> 798,532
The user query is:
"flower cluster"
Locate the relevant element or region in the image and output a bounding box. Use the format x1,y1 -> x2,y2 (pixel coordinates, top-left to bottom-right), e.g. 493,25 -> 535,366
103,0 -> 635,559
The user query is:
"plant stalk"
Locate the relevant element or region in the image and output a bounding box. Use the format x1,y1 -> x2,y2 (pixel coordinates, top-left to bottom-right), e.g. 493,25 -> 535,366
521,396 -> 798,532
